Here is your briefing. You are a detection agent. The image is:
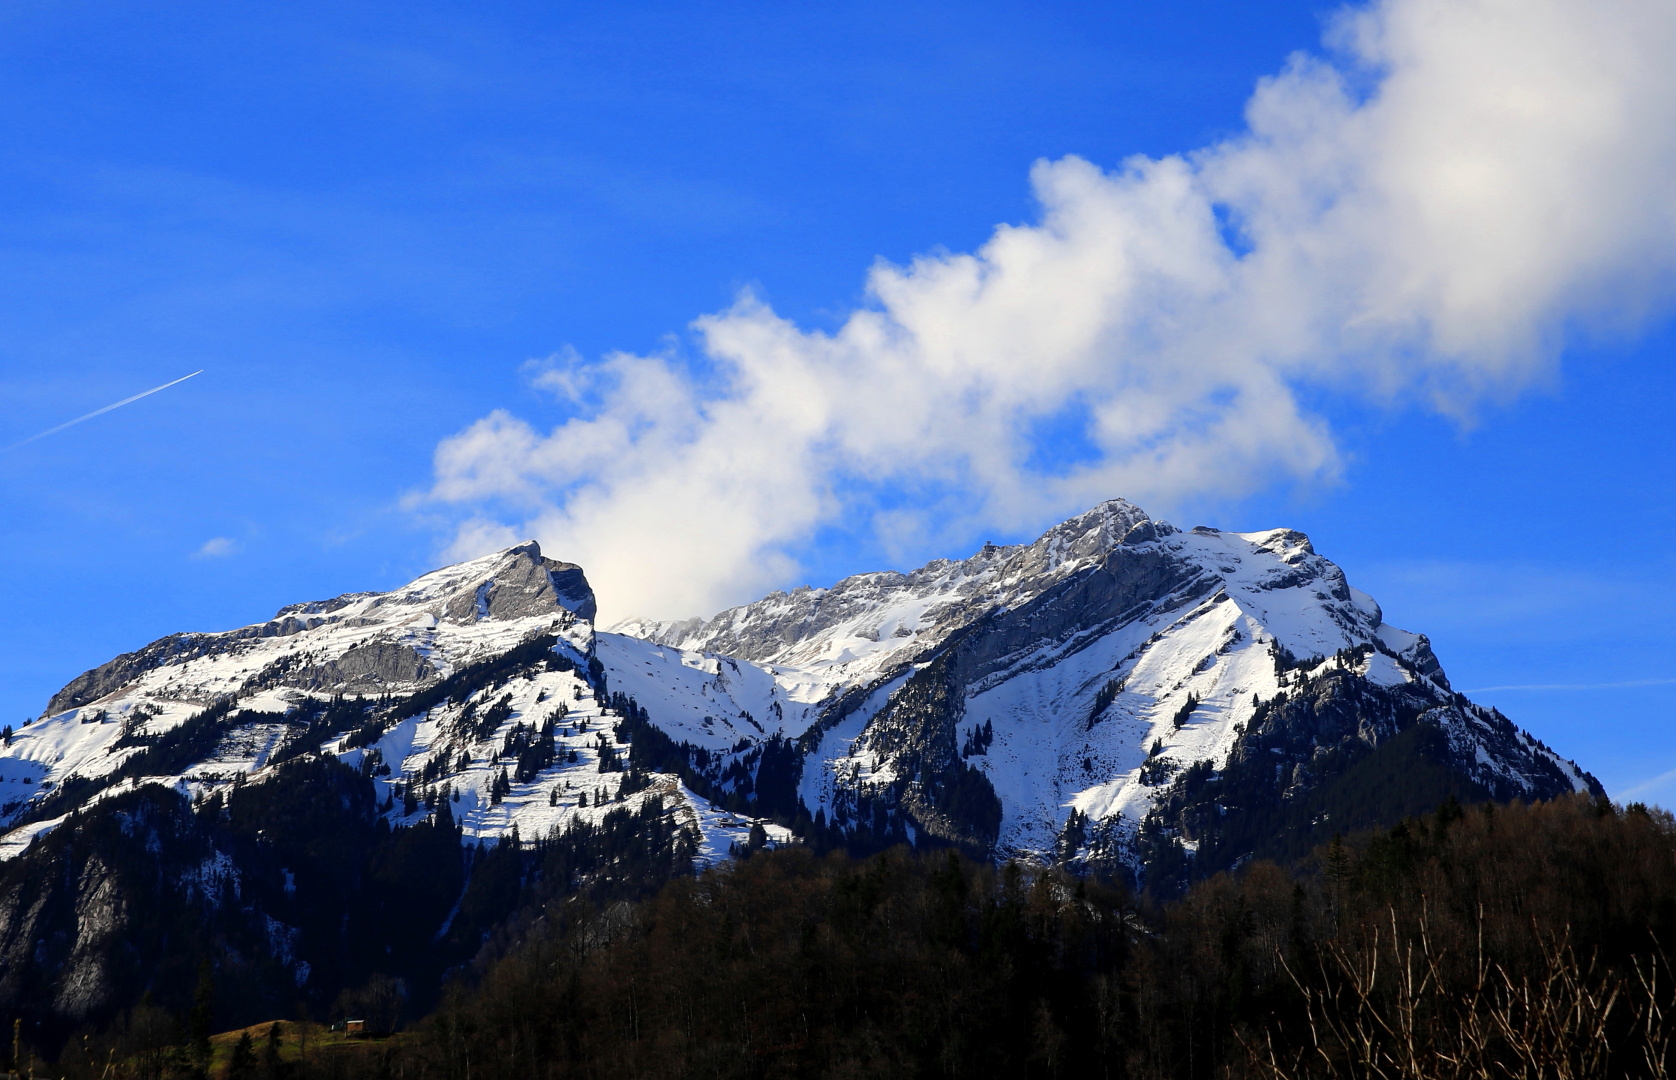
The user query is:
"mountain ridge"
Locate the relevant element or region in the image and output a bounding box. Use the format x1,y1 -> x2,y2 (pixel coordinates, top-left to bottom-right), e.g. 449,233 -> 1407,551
4,498 -> 1597,872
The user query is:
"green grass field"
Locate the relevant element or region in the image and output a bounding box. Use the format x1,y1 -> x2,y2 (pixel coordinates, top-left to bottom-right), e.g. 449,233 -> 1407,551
204,1020 -> 416,1076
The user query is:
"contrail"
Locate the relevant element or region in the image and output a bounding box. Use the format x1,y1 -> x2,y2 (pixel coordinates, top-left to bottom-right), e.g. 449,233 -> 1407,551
1461,678 -> 1676,693
4,370 -> 203,451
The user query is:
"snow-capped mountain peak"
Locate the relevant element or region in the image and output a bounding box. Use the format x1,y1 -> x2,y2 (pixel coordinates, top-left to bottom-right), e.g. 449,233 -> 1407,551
2,499 -> 1598,888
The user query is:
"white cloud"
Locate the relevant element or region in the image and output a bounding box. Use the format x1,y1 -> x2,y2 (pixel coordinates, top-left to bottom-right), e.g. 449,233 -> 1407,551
194,536 -> 237,559
422,0 -> 1676,623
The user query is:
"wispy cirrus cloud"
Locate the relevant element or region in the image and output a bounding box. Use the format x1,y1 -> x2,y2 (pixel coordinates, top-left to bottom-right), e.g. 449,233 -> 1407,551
193,536 -> 237,559
1618,765 -> 1676,801
419,0 -> 1676,623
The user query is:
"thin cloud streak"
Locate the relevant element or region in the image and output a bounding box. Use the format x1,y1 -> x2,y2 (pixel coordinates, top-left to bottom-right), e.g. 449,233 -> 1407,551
1618,765 -> 1676,801
1463,678 -> 1676,693
4,370 -> 203,452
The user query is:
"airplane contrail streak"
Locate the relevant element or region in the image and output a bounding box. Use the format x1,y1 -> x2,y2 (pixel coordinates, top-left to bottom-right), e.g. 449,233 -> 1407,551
4,370 -> 204,451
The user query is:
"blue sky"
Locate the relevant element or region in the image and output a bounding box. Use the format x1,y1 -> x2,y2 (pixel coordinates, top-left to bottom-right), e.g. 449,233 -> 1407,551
2,1 -> 1674,802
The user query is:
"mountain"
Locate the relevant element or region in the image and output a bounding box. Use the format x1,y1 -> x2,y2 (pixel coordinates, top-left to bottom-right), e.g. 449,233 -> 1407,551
3,499 -> 1598,869
605,499 -> 1596,874
0,499 -> 1600,1039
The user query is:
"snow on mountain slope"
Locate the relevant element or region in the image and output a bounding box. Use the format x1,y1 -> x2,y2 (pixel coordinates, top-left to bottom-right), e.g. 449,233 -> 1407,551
622,500 -> 1153,685
618,507 -> 1400,718
614,502 -> 1596,865
0,542 -> 776,863
769,520 -> 1356,855
594,634 -> 819,749
1,498 -> 1600,882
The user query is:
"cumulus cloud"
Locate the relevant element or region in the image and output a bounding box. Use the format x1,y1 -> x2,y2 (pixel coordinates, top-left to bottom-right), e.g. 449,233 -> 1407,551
421,0 -> 1676,623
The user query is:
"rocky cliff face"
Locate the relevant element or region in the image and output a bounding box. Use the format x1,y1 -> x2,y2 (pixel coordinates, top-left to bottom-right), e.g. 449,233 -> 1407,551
440,542 -> 596,625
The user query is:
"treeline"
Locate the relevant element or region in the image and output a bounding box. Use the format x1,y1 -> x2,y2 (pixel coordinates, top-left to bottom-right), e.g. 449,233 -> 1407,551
414,795 -> 1676,1079
15,792 -> 1676,1078
30,791 -> 1663,1080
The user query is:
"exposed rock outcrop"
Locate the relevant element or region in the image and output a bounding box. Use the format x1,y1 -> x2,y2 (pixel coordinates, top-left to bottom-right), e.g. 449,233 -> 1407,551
442,542 -> 597,624
282,641 -> 436,692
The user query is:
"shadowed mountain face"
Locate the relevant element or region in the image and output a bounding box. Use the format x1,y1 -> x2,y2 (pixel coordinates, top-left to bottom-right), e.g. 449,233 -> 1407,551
0,501 -> 1601,1044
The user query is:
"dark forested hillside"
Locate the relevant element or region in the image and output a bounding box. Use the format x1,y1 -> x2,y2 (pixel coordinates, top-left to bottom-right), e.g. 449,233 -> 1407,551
17,792 -> 1674,1080
0,756 -> 694,1065
412,795 -> 1676,1080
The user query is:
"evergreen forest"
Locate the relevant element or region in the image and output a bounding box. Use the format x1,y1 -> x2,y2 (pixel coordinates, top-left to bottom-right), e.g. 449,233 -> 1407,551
7,791 -> 1676,1079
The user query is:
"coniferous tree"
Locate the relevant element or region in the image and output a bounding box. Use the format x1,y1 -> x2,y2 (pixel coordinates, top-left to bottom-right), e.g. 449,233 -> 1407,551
261,1021 -> 285,1079
228,1030 -> 257,1078
189,961 -> 215,1069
